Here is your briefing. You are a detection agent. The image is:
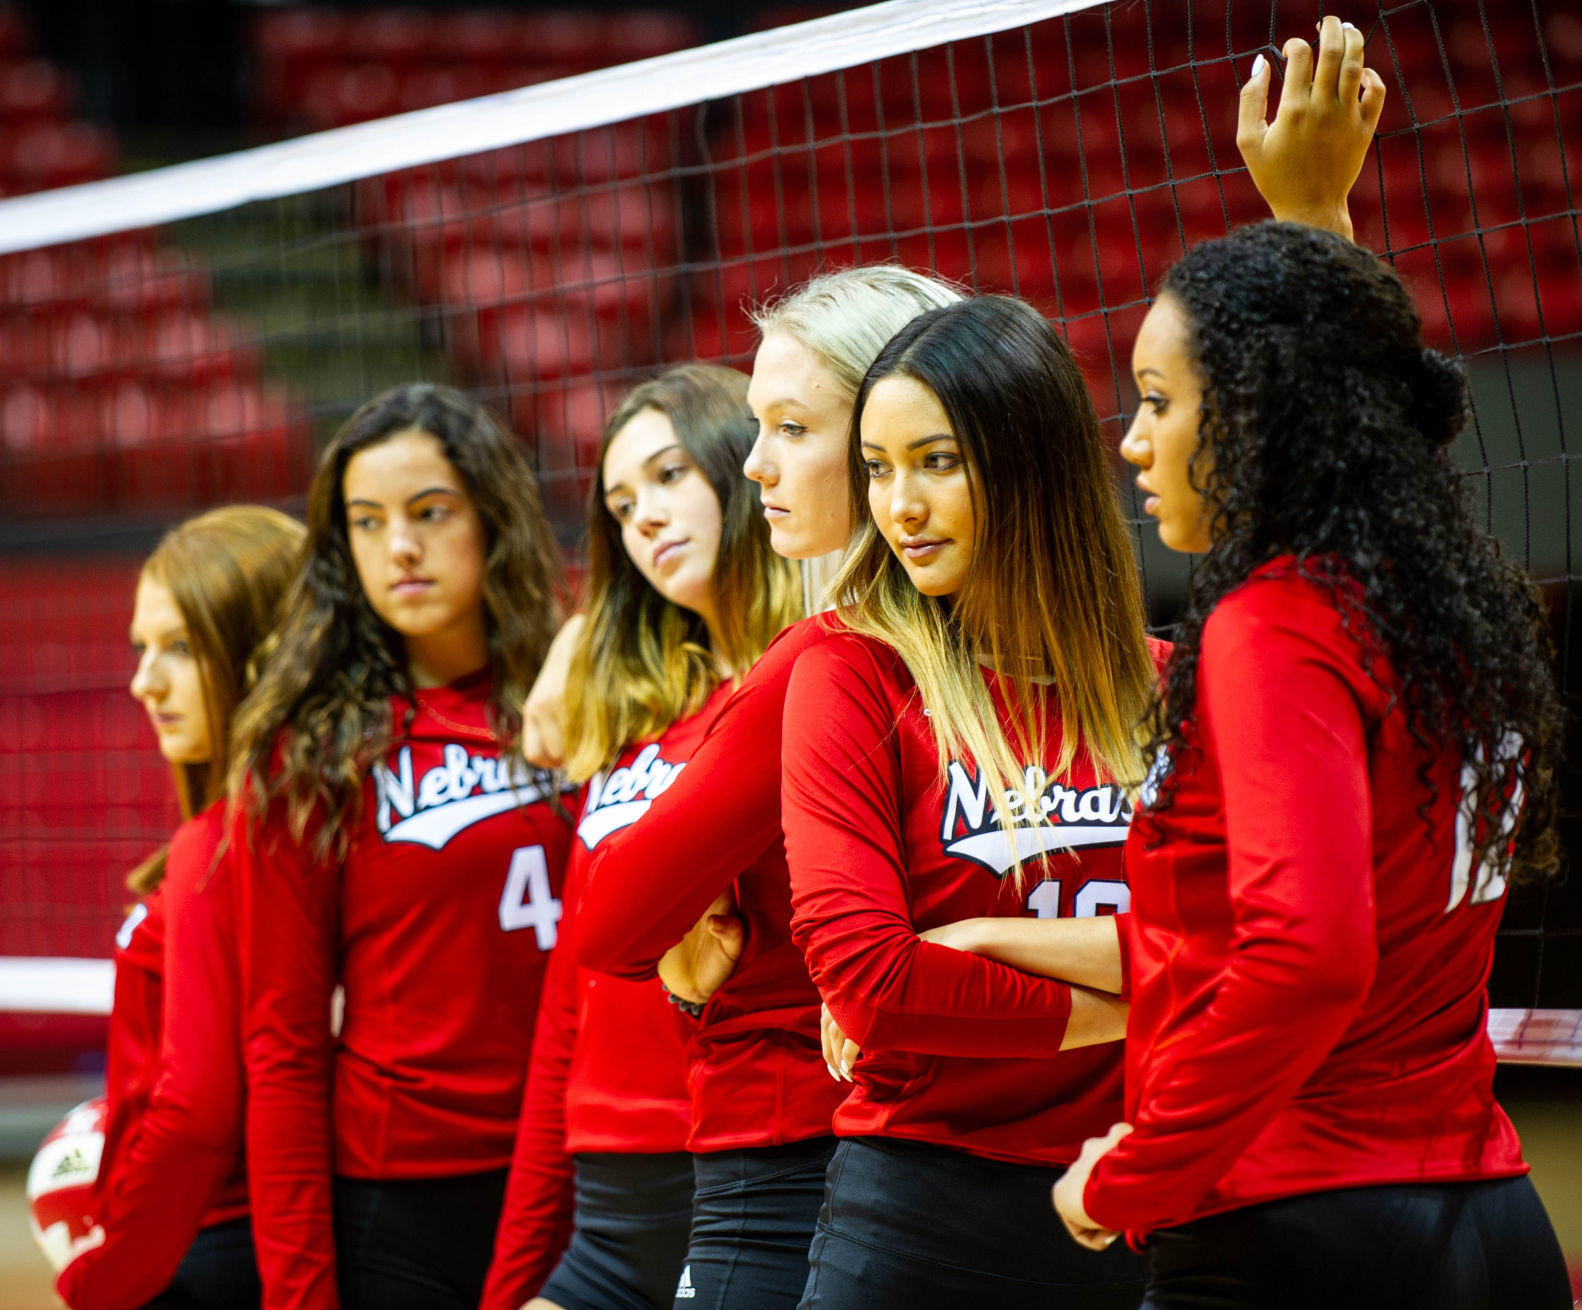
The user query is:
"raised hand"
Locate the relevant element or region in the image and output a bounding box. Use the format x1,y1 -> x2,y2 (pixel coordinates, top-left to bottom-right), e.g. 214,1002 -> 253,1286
520,612 -> 586,769
1239,14 -> 1387,241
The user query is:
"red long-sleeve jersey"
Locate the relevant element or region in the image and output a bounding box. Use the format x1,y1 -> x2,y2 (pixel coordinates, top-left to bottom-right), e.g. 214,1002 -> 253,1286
783,630 -> 1168,1166
480,687 -> 730,1310
236,669 -> 574,1310
576,616 -> 847,1152
1084,559 -> 1528,1242
58,802 -> 249,1310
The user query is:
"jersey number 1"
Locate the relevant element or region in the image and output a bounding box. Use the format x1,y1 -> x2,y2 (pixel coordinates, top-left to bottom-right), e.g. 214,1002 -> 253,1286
1027,878 -> 1130,919
498,845 -> 561,949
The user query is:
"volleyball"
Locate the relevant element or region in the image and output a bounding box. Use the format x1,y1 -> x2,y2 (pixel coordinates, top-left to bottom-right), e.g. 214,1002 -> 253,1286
25,1096 -> 107,1273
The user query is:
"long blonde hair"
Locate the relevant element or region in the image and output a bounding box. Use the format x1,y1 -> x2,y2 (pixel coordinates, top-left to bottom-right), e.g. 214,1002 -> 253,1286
563,365 -> 802,780
127,506 -> 306,893
834,297 -> 1155,876
753,265 -> 964,612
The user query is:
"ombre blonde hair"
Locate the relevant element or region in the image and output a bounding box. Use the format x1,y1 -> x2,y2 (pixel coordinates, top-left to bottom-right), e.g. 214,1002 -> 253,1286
127,506 -> 306,893
563,365 -> 803,781
752,265 -> 964,611
834,297 -> 1156,878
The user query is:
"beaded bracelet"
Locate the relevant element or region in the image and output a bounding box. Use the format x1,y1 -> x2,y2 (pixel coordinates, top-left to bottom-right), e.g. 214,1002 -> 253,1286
662,983 -> 705,1018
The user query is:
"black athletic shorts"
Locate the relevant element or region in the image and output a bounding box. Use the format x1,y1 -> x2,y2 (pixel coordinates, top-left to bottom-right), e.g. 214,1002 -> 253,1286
333,1167 -> 508,1310
1142,1174 -> 1571,1310
797,1136 -> 1149,1309
140,1216 -> 260,1310
671,1136 -> 836,1310
537,1151 -> 694,1310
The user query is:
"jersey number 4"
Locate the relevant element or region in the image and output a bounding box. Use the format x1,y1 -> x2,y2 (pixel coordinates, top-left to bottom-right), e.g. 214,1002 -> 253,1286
1027,877 -> 1129,919
498,845 -> 561,949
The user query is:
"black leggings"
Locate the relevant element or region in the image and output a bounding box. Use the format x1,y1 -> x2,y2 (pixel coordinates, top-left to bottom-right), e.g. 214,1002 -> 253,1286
675,1137 -> 836,1310
538,1151 -> 695,1310
1142,1175 -> 1571,1310
333,1168 -> 508,1310
140,1217 -> 260,1310
798,1137 -> 1148,1309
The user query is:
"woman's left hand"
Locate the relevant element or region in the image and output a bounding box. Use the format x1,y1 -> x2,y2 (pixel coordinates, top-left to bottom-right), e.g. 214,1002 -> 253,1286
821,1003 -> 861,1081
657,891 -> 745,1005
1052,1122 -> 1132,1250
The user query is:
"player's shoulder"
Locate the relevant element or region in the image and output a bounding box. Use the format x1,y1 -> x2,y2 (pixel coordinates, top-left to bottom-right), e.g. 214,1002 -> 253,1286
795,621 -> 906,676
163,800 -> 230,896
745,612 -> 852,690
1207,555 -> 1356,645
761,611 -> 843,661
785,626 -> 913,721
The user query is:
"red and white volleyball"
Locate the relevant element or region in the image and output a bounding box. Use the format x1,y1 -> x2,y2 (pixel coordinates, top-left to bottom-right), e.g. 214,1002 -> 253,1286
26,1096 -> 107,1272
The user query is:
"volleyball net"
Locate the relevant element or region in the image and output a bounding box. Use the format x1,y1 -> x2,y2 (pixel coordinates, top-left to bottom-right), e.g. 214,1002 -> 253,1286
0,0 -> 1576,1065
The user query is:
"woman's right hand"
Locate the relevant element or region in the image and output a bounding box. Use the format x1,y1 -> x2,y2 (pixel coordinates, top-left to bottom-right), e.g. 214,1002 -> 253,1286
657,891 -> 745,1006
520,614 -> 587,768
1238,14 -> 1387,241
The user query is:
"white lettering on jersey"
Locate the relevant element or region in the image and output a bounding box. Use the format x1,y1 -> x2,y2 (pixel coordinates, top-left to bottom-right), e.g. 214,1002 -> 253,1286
373,744 -> 556,849
1447,732 -> 1524,913
575,743 -> 686,850
940,760 -> 1132,876
498,845 -> 561,948
115,902 -> 149,951
1028,876 -> 1131,919
1137,745 -> 1171,810
675,1266 -> 696,1300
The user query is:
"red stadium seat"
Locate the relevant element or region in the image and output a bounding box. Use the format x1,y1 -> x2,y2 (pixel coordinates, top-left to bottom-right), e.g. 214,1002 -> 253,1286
301,63 -> 401,128
608,10 -> 701,60
393,65 -> 493,115
0,59 -> 74,120
342,9 -> 435,65
0,120 -> 116,192
515,12 -> 608,66
429,10 -> 532,64
253,6 -> 345,62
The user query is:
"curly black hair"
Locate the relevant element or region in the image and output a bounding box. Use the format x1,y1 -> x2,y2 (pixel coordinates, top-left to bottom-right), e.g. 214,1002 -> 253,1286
1146,221 -> 1562,888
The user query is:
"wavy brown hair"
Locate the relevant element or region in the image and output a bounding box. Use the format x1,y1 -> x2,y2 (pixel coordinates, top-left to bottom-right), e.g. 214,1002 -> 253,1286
1144,223 -> 1562,888
563,364 -> 802,780
834,296 -> 1157,878
230,383 -> 563,855
128,506 -> 306,893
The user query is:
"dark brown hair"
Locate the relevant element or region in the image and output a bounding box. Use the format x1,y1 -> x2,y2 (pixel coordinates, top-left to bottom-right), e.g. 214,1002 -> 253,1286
230,383 -> 562,855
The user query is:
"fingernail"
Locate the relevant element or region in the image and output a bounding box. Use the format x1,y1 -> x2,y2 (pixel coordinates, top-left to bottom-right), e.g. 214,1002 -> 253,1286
827,1063 -> 841,1081
1342,21 -> 1358,30
839,1060 -> 852,1078
1250,53 -> 1266,78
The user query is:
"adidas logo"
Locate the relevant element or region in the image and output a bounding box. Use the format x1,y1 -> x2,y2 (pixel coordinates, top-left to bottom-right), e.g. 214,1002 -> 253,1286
675,1264 -> 697,1299
52,1147 -> 90,1181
